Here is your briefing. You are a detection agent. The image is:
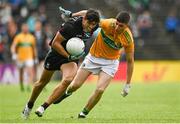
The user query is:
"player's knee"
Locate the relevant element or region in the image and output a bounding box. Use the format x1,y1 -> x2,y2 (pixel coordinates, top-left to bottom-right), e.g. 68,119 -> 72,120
62,76 -> 73,85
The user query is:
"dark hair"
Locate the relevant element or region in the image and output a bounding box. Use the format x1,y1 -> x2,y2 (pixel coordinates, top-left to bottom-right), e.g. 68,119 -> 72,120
116,11 -> 130,24
85,9 -> 100,23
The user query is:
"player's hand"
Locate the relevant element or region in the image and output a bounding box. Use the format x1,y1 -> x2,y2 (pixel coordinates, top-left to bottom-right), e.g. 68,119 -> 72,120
12,53 -> 17,61
59,6 -> 72,21
121,84 -> 131,97
68,52 -> 85,61
34,58 -> 39,64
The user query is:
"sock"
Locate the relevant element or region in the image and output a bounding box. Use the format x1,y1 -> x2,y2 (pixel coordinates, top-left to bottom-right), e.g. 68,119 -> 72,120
82,108 -> 89,115
66,90 -> 72,96
27,101 -> 34,109
41,102 -> 49,110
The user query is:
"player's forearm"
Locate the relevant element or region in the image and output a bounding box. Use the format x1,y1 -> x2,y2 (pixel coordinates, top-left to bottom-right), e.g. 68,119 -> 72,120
52,41 -> 69,58
33,47 -> 37,59
51,32 -> 70,58
72,10 -> 87,17
10,45 -> 16,54
126,59 -> 134,84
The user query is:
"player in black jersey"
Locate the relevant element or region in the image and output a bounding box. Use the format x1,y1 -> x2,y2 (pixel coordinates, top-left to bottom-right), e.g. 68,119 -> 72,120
22,8 -> 100,119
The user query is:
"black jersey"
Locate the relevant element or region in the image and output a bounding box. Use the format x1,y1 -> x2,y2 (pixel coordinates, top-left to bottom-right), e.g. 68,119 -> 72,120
44,17 -> 98,70
49,17 -> 98,51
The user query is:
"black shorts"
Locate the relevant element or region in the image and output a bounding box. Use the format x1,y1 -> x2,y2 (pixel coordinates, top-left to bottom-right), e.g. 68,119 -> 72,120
44,49 -> 78,71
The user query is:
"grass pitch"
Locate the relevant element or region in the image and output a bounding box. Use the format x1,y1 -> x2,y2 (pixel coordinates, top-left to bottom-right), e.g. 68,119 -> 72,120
0,82 -> 180,123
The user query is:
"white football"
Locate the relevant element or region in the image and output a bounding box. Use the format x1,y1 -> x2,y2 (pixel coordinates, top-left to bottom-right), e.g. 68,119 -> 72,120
66,37 -> 85,56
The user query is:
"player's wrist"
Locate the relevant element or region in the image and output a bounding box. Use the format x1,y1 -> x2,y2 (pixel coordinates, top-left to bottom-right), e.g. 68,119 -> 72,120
69,12 -> 72,18
121,83 -> 131,97
12,53 -> 17,60
68,55 -> 74,61
68,55 -> 71,59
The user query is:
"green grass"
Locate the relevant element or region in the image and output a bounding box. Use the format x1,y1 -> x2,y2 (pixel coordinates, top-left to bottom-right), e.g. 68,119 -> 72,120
0,82 -> 180,123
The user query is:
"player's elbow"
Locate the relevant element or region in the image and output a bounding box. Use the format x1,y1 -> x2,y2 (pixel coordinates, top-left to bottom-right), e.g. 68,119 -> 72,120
51,41 -> 57,49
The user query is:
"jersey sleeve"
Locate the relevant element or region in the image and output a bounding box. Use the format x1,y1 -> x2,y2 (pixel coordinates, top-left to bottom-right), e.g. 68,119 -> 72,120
59,23 -> 74,40
122,30 -> 134,53
99,19 -> 115,31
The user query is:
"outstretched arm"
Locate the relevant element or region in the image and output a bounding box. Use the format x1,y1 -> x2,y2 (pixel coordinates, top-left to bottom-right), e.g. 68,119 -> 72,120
59,6 -> 87,19
72,10 -> 87,17
121,51 -> 134,97
126,52 -> 134,84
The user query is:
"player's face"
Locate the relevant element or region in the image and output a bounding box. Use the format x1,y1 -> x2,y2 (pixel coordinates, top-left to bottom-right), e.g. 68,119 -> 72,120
115,20 -> 126,33
83,19 -> 98,32
21,24 -> 29,33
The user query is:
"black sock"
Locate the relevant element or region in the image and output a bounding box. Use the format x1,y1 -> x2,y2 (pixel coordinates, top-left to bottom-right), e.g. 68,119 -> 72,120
66,89 -> 72,96
82,108 -> 89,115
27,101 -> 34,109
42,102 -> 49,110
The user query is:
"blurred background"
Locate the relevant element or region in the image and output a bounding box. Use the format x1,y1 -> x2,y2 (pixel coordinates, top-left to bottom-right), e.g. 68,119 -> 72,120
0,0 -> 180,84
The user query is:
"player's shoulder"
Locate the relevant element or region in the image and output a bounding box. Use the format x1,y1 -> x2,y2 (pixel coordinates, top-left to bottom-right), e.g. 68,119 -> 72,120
26,33 -> 35,39
66,17 -> 82,26
14,33 -> 22,39
101,18 -> 116,24
123,27 -> 134,43
62,17 -> 81,30
100,18 -> 116,29
69,16 -> 82,22
59,22 -> 75,35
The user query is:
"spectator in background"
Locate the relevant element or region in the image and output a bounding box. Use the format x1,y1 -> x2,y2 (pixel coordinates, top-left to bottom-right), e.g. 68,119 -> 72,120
38,4 -> 47,25
128,0 -> 150,12
137,10 -> 152,39
175,20 -> 180,43
10,23 -> 37,91
27,11 -> 38,33
0,18 -> 6,63
8,0 -> 25,17
0,34 -> 5,63
0,3 -> 12,25
44,23 -> 53,43
26,0 -> 39,11
5,18 -> 19,62
165,9 -> 178,34
33,20 -> 49,80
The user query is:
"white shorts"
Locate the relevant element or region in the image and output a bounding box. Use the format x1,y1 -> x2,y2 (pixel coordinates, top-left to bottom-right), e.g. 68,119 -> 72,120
80,54 -> 119,77
17,59 -> 34,68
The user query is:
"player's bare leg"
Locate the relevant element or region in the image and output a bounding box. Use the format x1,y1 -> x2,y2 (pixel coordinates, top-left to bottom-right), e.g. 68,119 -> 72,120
22,69 -> 54,119
35,62 -> 78,117
29,69 -> 54,103
26,66 -> 34,91
19,68 -> 24,91
78,71 -> 112,118
53,68 -> 91,104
